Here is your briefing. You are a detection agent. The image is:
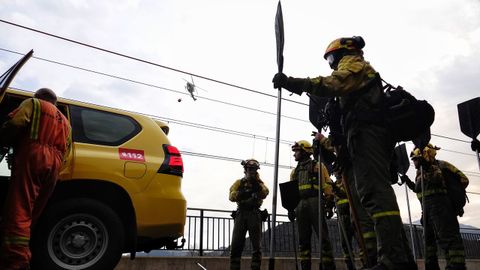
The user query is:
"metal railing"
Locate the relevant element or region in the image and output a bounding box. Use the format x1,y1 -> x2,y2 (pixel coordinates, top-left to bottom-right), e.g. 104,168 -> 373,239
181,208 -> 480,259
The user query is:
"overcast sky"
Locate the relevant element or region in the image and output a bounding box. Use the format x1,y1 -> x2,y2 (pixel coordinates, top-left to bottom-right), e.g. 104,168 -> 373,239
1,0 -> 480,227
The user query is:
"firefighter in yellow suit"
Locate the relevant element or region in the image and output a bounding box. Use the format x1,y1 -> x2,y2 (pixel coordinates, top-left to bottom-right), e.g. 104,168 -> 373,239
289,140 -> 336,270
229,159 -> 269,270
402,144 -> 467,270
273,36 -> 417,270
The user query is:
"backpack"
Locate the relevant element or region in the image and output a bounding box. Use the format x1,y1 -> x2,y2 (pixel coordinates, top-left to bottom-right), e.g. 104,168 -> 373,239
438,161 -> 469,217
381,82 -> 435,143
347,75 -> 435,143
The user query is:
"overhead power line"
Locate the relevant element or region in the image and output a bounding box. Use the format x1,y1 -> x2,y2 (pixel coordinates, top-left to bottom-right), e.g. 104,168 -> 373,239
0,20 -> 474,145
156,116 -> 295,145
182,150 -> 293,170
181,151 -> 480,193
441,148 -> 477,157
2,47 -> 477,161
0,19 -> 307,107
0,47 -> 308,123
432,134 -> 470,143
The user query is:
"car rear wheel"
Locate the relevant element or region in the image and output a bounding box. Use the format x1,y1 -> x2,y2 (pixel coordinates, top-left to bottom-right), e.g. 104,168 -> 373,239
31,198 -> 124,270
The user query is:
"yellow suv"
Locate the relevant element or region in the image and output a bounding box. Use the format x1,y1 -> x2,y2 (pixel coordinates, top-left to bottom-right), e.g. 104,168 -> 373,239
0,51 -> 186,270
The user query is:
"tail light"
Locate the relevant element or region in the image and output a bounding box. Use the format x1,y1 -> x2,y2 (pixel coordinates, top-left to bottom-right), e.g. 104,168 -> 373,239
158,144 -> 184,176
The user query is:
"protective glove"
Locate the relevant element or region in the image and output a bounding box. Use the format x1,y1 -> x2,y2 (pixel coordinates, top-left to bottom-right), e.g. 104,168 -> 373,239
400,175 -> 411,184
272,73 -> 306,96
272,72 -> 288,89
288,211 -> 296,222
400,174 -> 416,191
472,139 -> 480,152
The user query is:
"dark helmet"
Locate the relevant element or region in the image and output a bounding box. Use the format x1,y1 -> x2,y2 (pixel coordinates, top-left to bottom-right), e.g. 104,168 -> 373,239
34,88 -> 57,104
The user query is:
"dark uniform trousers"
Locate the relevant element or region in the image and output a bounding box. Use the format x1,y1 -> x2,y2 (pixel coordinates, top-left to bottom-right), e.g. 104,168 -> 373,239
230,209 -> 263,270
296,196 -> 335,270
423,194 -> 465,270
345,167 -> 378,268
348,124 -> 416,270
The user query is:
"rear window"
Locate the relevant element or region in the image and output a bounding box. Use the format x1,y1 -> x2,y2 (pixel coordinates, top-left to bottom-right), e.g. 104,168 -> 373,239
70,105 -> 140,146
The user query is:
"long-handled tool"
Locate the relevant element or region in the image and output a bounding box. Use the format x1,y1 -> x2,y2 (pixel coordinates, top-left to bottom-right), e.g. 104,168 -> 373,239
317,147 -> 324,270
335,202 -> 356,270
345,168 -> 370,267
269,2 -> 285,269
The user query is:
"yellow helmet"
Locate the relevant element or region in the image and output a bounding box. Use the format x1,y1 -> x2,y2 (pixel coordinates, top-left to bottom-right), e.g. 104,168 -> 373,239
241,159 -> 260,170
323,36 -> 365,59
410,143 -> 440,163
291,140 -> 313,154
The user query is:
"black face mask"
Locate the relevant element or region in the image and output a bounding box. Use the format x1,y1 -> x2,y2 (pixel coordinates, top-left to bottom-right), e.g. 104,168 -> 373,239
325,50 -> 345,70
326,54 -> 339,70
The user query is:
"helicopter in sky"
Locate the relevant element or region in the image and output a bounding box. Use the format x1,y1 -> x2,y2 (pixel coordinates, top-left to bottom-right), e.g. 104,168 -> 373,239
179,76 -> 207,102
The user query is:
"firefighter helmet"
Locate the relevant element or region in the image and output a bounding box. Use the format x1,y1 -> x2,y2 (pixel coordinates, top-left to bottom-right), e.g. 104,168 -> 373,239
241,159 -> 260,170
323,36 -> 365,59
410,143 -> 440,163
291,140 -> 313,154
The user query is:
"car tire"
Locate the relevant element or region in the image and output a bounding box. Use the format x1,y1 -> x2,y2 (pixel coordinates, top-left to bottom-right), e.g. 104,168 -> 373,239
31,198 -> 125,270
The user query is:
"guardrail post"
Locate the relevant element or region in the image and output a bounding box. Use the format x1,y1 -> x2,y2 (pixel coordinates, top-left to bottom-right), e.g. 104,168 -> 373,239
199,209 -> 204,256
